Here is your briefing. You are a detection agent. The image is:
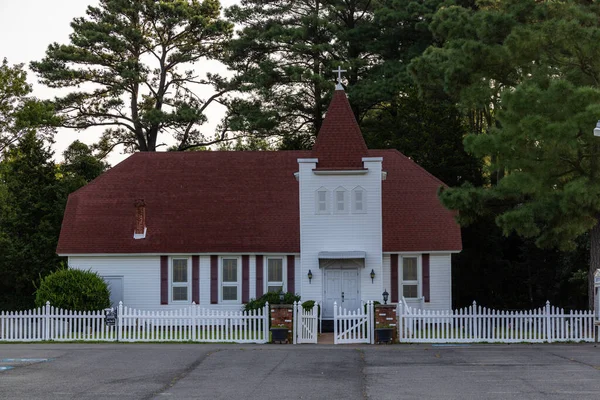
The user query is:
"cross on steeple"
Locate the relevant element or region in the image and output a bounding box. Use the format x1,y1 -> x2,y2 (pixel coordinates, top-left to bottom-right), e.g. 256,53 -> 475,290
332,66 -> 347,90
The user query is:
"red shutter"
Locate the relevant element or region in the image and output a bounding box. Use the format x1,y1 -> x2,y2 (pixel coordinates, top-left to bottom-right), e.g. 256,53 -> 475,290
192,255 -> 200,304
160,256 -> 168,305
390,254 -> 398,303
210,255 -> 218,304
242,255 -> 250,303
422,254 -> 430,303
256,255 -> 264,298
286,255 -> 295,294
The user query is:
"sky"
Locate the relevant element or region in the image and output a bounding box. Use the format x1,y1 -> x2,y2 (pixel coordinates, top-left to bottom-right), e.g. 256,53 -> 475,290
0,0 -> 239,166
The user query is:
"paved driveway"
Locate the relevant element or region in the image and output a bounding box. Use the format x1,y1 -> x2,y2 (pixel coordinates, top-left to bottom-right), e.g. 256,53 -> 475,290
0,343 -> 599,399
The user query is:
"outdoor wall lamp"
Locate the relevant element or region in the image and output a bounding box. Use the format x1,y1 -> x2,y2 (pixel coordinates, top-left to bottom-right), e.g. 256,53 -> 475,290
279,292 -> 285,304
382,289 -> 389,305
307,269 -> 313,284
370,269 -> 375,283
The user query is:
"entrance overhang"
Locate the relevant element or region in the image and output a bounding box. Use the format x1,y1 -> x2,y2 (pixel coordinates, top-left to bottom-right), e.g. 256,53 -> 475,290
318,251 -> 366,260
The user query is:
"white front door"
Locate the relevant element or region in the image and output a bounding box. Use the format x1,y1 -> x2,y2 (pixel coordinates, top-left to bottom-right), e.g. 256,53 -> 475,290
323,268 -> 360,318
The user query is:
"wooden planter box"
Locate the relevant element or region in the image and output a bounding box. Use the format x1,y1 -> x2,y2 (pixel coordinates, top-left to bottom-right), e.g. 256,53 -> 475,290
270,327 -> 289,344
375,328 -> 394,344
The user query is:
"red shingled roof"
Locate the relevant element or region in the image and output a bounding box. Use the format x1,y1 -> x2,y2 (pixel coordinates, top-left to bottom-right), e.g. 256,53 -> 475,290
311,89 -> 368,169
57,149 -> 461,254
57,89 -> 461,255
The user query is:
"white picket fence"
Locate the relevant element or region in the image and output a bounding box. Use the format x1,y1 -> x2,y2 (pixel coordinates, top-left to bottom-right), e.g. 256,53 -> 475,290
293,301 -> 319,344
0,302 -> 270,343
398,300 -> 598,343
333,301 -> 374,344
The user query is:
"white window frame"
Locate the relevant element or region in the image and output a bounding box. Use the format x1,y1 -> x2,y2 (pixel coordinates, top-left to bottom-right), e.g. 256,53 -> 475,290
399,255 -> 422,299
315,187 -> 330,214
334,186 -> 348,214
351,186 -> 367,214
170,257 -> 191,304
219,256 -> 242,304
264,256 -> 287,294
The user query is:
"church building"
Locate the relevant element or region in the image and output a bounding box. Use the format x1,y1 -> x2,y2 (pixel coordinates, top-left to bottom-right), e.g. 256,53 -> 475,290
57,74 -> 462,320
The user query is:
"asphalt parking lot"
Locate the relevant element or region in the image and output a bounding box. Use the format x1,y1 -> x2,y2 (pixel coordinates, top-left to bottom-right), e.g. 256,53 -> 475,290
0,343 -> 599,399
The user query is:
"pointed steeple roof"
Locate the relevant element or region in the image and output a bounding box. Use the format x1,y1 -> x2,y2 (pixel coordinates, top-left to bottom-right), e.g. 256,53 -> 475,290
311,89 -> 369,169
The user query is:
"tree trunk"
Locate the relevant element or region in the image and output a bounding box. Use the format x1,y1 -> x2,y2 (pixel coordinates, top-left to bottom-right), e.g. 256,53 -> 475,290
589,219 -> 600,310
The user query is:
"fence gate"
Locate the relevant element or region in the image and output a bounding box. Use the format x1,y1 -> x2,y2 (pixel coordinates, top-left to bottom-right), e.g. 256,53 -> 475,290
333,301 -> 373,344
294,302 -> 318,344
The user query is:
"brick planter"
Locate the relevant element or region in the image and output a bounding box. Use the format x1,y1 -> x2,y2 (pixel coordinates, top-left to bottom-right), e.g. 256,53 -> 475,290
270,304 -> 293,343
374,304 -> 397,343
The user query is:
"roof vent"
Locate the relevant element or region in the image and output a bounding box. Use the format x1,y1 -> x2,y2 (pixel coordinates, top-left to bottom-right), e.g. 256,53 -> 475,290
133,199 -> 147,239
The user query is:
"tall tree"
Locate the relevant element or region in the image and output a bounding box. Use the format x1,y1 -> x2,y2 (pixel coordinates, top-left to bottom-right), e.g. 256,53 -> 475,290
0,136 -> 107,310
0,59 -> 29,153
0,133 -> 65,309
414,0 -> 600,308
61,140 -> 110,190
31,0 -> 234,155
0,59 -> 56,156
224,0 -> 381,148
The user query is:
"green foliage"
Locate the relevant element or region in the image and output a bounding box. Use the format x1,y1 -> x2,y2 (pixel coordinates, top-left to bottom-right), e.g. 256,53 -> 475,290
243,290 -> 300,312
0,133 -> 102,310
363,88 -> 482,187
31,0 -> 234,154
413,0 -> 600,307
35,268 -> 110,311
301,300 -> 316,311
0,132 -> 66,309
0,58 -> 58,157
60,140 -> 109,190
224,0 -> 390,147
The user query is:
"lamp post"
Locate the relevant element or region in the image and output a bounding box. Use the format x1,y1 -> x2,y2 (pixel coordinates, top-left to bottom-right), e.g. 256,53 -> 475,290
279,291 -> 284,304
382,289 -> 389,305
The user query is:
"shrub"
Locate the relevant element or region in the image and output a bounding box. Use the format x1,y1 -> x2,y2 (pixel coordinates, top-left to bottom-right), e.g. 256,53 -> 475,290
244,290 -> 300,312
35,268 -> 110,311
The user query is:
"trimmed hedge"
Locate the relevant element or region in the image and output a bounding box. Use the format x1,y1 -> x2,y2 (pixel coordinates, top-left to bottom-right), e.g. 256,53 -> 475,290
35,268 -> 110,311
244,290 -> 300,312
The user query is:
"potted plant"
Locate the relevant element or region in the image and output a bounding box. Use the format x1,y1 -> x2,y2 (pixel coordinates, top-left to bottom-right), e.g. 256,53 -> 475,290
270,324 -> 289,343
375,325 -> 394,344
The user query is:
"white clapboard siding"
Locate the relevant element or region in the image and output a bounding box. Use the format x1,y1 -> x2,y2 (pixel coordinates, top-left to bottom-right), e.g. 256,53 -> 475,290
298,158 -> 383,304
425,254 -> 452,311
69,256 -> 160,309
398,300 -> 597,343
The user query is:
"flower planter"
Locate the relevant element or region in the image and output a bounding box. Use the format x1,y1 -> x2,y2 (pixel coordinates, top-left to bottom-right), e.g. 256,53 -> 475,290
375,328 -> 394,344
270,327 -> 289,343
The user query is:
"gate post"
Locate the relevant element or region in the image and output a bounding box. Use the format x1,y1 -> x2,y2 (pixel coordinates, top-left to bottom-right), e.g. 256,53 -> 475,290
263,302 -> 270,343
545,301 -> 552,343
293,301 -> 298,344
333,302 -> 338,345
369,301 -> 374,344
117,301 -> 123,342
44,301 -> 50,341
397,301 -> 403,342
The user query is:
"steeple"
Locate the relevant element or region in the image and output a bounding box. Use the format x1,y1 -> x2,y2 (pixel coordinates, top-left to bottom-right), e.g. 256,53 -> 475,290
311,69 -> 368,169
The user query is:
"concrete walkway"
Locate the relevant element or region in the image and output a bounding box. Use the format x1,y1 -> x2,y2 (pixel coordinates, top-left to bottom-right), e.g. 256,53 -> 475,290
317,332 -> 335,344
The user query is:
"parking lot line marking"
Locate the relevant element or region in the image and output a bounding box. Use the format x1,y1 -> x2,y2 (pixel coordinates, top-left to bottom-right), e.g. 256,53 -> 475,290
0,366 -> 14,371
1,358 -> 51,363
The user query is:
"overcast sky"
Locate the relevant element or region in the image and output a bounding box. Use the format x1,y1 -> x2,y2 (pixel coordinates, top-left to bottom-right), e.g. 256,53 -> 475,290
0,0 -> 239,166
